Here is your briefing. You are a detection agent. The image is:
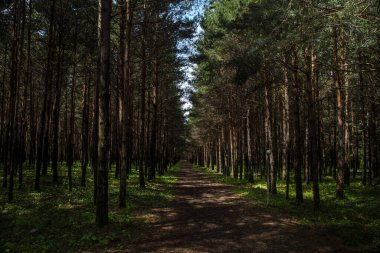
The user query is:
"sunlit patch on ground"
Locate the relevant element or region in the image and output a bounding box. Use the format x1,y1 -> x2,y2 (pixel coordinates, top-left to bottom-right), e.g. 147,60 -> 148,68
195,164 -> 380,253
124,162 -> 355,253
0,162 -> 181,253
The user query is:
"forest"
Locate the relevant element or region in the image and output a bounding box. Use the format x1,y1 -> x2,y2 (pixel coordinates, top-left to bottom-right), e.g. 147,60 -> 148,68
0,0 -> 379,252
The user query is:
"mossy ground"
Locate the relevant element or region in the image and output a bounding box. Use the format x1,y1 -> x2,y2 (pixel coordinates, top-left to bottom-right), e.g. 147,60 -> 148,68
194,165 -> 380,253
0,162 -> 180,253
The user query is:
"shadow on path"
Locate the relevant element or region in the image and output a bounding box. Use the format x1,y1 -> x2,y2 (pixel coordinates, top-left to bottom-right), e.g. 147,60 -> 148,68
123,162 -> 352,253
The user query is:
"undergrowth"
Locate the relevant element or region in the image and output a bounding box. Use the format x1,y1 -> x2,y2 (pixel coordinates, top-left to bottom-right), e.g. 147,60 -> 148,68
0,162 -> 180,253
194,164 -> 380,253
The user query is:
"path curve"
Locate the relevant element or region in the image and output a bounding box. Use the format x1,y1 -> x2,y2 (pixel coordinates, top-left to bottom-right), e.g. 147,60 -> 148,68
126,162 -> 351,253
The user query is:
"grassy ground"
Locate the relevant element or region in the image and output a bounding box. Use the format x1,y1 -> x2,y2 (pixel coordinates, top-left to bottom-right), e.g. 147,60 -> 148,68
0,162 -> 180,253
194,165 -> 380,253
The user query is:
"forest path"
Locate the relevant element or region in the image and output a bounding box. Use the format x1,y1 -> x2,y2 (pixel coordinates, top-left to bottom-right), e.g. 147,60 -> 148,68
123,162 -> 350,253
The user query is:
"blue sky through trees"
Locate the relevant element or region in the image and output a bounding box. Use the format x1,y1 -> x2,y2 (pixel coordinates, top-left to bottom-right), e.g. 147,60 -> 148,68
177,0 -> 208,118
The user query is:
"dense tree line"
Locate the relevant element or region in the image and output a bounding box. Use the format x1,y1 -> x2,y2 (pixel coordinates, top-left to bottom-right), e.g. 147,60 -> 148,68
0,0 -> 193,226
189,0 -> 379,208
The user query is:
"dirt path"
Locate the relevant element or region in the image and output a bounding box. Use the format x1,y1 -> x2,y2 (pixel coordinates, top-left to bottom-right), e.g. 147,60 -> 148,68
125,162 -> 351,253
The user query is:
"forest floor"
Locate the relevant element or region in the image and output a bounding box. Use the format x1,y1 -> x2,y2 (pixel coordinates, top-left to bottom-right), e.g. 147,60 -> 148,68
0,163 -> 180,253
1,162 -> 378,253
192,164 -> 380,253
121,162 -> 358,253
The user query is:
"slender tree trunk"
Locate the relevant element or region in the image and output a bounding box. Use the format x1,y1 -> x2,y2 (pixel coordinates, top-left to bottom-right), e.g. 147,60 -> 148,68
264,67 -> 275,194
368,101 -> 377,183
333,26 -> 346,199
291,53 -> 303,203
7,0 -> 22,202
35,0 -> 56,190
81,73 -> 90,187
125,2 -> 134,179
92,70 -> 99,204
67,13 -> 78,192
282,58 -> 290,199
149,0 -> 160,181
118,0 -> 132,207
17,0 -> 27,190
359,52 -> 367,185
140,0 -> 148,186
246,109 -> 253,183
217,133 -> 221,173
27,0 -> 35,169
96,0 -> 112,227
1,44 -> 9,189
51,28 -> 64,184
341,29 -> 351,186
306,46 -> 320,209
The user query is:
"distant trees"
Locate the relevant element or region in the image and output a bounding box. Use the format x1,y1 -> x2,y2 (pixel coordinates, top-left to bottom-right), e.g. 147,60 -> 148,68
0,0 -> 192,225
189,0 -> 380,208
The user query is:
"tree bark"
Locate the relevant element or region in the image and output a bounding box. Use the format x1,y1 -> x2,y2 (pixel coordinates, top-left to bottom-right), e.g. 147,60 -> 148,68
140,0 -> 148,186
282,58 -> 290,199
96,0 -> 112,227
333,26 -> 346,199
291,53 -> 303,203
51,25 -> 64,184
306,45 -> 320,209
264,66 -> 275,194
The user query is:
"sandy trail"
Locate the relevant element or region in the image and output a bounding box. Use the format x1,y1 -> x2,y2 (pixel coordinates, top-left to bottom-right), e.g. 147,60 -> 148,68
124,162 -> 350,253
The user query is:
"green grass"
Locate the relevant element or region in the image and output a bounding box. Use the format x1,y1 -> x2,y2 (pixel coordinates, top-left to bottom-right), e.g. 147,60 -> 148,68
194,165 -> 380,253
0,162 -> 180,253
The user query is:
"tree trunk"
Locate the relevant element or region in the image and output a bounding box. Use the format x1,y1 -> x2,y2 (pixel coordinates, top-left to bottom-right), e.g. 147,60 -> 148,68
118,0 -> 132,207
7,0 -> 22,201
306,45 -> 320,209
264,67 -> 275,194
81,73 -> 90,187
96,0 -> 112,227
35,0 -> 56,190
333,26 -> 346,199
140,0 -> 148,186
246,109 -> 253,183
282,58 -> 290,199
358,52 -> 367,185
67,13 -> 78,192
291,53 -> 303,203
149,0 -> 160,181
51,27 -> 64,184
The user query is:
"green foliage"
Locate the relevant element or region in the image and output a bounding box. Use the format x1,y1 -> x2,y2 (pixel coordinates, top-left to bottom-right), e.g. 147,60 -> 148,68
0,163 -> 180,253
195,165 -> 380,253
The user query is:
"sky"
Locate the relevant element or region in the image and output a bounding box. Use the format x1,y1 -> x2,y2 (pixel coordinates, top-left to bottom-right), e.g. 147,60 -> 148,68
177,1 -> 208,118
